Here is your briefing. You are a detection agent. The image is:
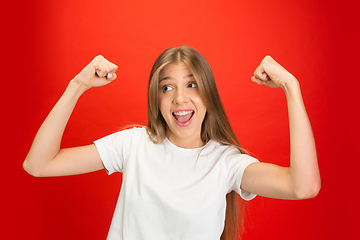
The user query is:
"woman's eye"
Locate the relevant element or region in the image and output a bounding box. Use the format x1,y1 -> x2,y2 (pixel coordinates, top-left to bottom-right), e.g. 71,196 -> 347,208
162,86 -> 173,92
188,82 -> 198,88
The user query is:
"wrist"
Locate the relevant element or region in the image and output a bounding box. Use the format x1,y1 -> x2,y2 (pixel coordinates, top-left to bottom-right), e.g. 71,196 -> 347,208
68,78 -> 89,97
281,75 -> 300,95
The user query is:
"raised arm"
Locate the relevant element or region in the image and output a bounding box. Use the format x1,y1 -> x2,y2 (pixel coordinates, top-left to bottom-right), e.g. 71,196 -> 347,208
241,56 -> 321,200
23,55 -> 118,177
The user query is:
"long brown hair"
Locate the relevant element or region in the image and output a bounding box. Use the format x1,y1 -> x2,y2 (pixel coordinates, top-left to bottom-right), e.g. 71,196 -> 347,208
146,45 -> 246,240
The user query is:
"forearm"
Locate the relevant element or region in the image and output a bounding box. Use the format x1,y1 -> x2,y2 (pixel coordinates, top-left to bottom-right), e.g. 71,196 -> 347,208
283,78 -> 320,199
23,80 -> 87,176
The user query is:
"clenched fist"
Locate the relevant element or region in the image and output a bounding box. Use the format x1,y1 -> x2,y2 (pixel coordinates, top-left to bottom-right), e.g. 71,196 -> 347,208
251,56 -> 297,90
74,55 -> 118,90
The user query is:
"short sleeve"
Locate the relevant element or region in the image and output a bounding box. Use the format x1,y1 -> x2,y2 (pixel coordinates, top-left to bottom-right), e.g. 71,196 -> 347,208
227,153 -> 259,201
94,127 -> 143,175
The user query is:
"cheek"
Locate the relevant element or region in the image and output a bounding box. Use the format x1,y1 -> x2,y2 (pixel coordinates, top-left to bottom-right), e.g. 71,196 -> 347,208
192,95 -> 206,112
158,95 -> 171,114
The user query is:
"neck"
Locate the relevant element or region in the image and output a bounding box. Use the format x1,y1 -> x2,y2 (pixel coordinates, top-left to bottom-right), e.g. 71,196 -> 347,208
166,133 -> 205,149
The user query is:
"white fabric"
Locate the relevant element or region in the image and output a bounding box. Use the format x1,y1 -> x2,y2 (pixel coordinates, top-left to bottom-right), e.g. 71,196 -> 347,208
94,127 -> 258,240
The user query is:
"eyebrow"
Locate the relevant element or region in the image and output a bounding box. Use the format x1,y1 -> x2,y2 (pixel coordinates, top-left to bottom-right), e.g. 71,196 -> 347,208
159,74 -> 194,83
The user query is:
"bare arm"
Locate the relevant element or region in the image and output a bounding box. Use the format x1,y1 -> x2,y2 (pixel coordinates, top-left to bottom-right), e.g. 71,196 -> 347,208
23,55 -> 118,177
241,56 -> 321,200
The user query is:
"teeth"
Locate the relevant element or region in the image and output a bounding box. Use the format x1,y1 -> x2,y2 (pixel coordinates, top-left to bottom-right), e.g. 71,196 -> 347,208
173,110 -> 193,116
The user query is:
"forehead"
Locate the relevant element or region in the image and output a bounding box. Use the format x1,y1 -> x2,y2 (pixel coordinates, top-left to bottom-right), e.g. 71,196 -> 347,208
159,62 -> 192,79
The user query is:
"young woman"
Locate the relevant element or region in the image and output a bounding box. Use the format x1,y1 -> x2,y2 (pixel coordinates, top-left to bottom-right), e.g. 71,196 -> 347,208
23,46 -> 320,240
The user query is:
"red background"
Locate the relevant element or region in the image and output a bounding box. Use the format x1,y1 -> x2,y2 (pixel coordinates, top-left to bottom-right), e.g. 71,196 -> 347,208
2,0 -> 359,239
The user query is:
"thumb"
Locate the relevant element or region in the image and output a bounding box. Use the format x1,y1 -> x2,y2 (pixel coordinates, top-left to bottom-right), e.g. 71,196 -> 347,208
106,72 -> 117,81
251,76 -> 266,85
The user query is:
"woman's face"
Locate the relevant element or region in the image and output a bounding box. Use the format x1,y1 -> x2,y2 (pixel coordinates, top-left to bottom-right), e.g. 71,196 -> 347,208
158,62 -> 207,148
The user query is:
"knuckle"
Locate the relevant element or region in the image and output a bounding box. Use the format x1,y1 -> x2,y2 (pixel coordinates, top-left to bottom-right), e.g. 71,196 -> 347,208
263,55 -> 272,64
94,55 -> 104,61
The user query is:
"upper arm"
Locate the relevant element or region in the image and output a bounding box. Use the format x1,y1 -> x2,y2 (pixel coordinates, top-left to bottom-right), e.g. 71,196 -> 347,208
24,144 -> 105,177
241,162 -> 296,200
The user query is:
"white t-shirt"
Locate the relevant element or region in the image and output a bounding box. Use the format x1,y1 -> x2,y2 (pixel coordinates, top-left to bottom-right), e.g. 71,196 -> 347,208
94,127 -> 258,240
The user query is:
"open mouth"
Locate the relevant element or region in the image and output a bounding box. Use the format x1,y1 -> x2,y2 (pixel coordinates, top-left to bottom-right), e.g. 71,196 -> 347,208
172,110 -> 194,124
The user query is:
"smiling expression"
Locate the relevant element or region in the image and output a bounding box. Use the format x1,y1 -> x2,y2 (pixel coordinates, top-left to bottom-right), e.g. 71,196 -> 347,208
158,62 -> 207,148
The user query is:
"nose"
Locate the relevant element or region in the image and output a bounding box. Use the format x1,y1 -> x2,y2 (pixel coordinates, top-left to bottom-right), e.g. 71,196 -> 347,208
173,88 -> 188,104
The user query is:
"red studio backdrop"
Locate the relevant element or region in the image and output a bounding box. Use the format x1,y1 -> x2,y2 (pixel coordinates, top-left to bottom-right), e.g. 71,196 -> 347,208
2,0 -> 359,239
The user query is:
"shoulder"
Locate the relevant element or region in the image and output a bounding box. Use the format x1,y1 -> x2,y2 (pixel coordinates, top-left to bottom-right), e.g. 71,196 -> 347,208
204,140 -> 258,164
112,126 -> 147,138
203,140 -> 241,155
94,127 -> 149,146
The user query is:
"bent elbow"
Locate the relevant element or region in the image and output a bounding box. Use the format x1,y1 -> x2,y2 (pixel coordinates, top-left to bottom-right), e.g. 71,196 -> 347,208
23,159 -> 44,177
294,181 -> 321,199
300,186 -> 320,199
